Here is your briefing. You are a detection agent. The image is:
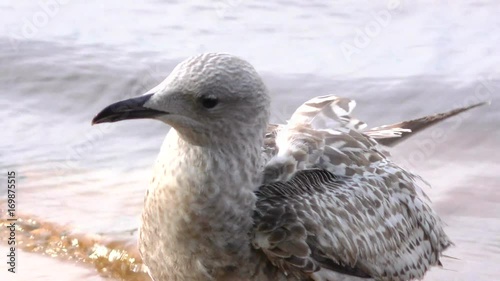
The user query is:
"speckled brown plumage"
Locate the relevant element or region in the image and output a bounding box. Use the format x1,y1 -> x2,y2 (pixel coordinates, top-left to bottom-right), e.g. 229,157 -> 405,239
92,53 -> 486,281
254,95 -> 459,281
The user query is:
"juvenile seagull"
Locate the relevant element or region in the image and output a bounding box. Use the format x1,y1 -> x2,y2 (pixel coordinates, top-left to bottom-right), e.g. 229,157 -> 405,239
92,53 -> 483,281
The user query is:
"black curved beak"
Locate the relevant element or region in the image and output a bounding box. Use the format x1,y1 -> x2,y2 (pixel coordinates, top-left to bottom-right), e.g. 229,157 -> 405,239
91,93 -> 167,125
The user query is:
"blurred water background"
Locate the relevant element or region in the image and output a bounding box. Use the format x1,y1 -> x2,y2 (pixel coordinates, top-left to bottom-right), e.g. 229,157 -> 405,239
0,0 -> 499,280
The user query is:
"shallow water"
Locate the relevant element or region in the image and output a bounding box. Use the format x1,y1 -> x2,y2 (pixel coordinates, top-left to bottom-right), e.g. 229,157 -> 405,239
1,0 -> 499,280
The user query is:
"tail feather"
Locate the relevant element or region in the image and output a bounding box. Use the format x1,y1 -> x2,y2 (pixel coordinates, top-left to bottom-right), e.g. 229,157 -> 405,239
365,101 -> 489,147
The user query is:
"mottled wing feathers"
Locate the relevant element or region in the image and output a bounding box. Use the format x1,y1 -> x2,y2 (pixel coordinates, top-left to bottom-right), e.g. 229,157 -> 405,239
288,95 -> 366,131
262,96 -> 394,184
255,95 -> 456,280
263,96 -> 371,183
253,170 -> 451,280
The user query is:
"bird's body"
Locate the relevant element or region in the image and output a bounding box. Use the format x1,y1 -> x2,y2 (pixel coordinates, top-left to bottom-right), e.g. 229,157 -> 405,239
92,53 -> 485,281
139,95 -> 450,281
140,129 -> 262,281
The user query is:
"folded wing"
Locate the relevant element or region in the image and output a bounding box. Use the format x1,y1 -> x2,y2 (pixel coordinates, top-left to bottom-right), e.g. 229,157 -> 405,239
254,95 -> 461,280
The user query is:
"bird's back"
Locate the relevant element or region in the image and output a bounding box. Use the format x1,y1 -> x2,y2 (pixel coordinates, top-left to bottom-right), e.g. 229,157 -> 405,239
252,95 -> 454,280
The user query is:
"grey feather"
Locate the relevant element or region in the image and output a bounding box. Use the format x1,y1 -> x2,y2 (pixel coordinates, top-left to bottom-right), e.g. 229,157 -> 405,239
365,101 -> 489,147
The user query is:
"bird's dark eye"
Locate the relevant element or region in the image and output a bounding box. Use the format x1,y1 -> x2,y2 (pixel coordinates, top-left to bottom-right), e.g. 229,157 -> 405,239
200,95 -> 219,109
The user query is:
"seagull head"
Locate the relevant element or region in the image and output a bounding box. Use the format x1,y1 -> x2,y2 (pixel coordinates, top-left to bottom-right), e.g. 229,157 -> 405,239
92,53 -> 270,145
